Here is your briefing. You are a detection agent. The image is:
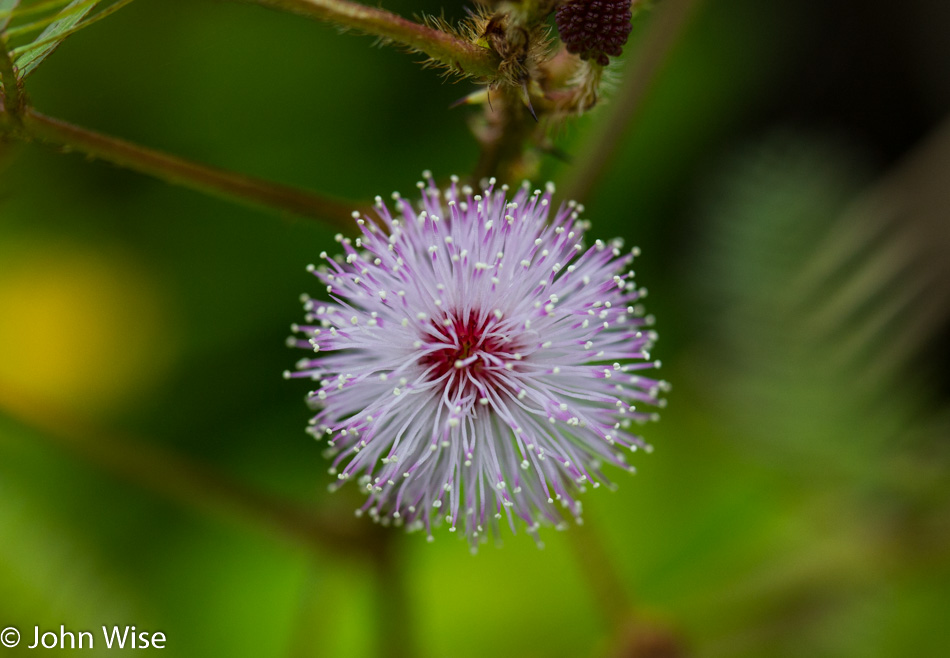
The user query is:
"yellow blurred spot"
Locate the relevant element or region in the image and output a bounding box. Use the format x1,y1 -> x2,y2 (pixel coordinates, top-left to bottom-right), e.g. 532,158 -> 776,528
0,244 -> 178,416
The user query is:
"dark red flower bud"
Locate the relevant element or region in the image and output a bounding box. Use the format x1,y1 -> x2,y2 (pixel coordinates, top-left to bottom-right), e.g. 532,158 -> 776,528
555,0 -> 634,66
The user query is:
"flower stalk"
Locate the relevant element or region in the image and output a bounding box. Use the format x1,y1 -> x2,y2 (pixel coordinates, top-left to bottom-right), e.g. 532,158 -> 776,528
471,86 -> 540,183
370,535 -> 415,658
0,36 -> 23,123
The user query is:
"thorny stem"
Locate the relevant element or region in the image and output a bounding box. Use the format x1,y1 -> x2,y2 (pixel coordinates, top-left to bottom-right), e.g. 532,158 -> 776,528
0,384 -> 384,558
250,0 -> 500,80
562,0 -> 705,202
0,105 -> 357,228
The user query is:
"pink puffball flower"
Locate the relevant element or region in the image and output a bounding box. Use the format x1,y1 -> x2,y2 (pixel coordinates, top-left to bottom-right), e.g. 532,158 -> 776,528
286,173 -> 665,547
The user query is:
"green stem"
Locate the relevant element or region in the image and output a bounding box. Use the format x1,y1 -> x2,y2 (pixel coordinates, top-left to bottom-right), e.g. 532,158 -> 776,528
370,534 -> 415,658
12,107 -> 356,228
250,0 -> 499,79
0,383 -> 380,557
566,519 -> 633,632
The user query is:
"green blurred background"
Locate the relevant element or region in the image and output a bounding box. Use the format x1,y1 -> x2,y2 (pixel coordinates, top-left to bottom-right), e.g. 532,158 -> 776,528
1,0 -> 949,656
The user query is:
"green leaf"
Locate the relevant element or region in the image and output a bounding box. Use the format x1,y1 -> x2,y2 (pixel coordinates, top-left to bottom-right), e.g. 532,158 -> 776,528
0,0 -> 21,33
13,0 -> 98,80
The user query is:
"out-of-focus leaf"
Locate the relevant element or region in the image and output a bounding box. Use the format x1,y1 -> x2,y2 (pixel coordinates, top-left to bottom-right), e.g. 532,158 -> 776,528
13,0 -> 97,80
0,0 -> 20,33
686,128 -> 950,657
3,0 -> 74,22
692,135 -> 891,470
4,0 -> 99,40
790,119 -> 950,386
11,0 -> 135,60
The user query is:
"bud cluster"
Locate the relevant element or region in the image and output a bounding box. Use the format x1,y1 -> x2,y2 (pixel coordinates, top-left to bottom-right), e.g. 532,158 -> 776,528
555,0 -> 635,66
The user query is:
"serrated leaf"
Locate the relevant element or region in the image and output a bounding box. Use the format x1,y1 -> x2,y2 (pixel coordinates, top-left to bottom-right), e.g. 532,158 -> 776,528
0,0 -> 21,33
13,0 -> 97,80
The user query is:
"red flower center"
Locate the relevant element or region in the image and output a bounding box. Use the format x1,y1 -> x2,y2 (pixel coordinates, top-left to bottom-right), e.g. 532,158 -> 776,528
419,311 -> 515,395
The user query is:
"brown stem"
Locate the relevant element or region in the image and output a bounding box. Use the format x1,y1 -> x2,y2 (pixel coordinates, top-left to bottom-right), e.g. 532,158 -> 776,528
12,107 -> 357,228
0,383 -> 381,557
0,36 -> 23,122
562,0 -> 704,202
250,0 -> 500,80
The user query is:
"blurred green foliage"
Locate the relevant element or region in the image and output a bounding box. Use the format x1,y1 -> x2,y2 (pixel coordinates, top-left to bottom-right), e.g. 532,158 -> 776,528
1,0 -> 949,657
